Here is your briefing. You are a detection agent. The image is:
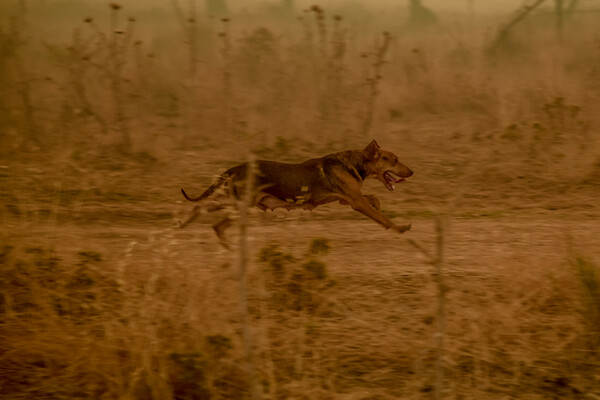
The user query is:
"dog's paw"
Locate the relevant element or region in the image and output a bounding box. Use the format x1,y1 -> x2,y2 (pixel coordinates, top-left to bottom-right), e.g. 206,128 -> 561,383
395,223 -> 411,234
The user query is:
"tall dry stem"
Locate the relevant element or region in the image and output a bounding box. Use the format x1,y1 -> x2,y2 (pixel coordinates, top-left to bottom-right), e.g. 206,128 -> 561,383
361,31 -> 391,137
408,216 -> 446,400
84,3 -> 136,151
49,25 -> 108,134
109,5 -> 134,151
328,14 -> 346,127
571,256 -> 600,349
218,17 -> 234,134
171,0 -> 199,78
309,5 -> 327,58
8,14 -> 39,148
238,154 -> 261,400
433,218 -> 445,400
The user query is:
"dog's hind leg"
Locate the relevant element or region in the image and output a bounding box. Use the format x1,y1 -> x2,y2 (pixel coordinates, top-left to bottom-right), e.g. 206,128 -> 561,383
177,205 -> 200,228
177,201 -> 226,228
213,215 -> 234,249
257,194 -> 295,211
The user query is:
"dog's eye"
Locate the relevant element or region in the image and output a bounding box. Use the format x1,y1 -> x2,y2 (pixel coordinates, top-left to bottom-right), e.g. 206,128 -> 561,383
382,156 -> 389,161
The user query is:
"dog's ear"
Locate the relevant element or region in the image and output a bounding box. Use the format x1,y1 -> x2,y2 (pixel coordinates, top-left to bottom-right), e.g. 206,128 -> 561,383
363,140 -> 381,160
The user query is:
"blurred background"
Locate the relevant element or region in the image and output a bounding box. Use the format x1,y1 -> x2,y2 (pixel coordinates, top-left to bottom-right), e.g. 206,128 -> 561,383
1,0 -> 600,399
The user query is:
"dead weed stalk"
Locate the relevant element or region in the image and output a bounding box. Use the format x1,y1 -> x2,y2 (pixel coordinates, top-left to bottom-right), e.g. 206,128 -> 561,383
170,0 -> 199,78
6,14 -> 39,148
571,256 -> 600,350
408,217 -> 446,400
361,31 -> 392,137
237,154 -> 261,399
218,17 -> 234,134
83,3 -> 137,152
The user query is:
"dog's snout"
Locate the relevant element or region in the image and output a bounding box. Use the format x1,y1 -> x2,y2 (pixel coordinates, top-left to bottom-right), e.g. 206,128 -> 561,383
407,168 -> 414,177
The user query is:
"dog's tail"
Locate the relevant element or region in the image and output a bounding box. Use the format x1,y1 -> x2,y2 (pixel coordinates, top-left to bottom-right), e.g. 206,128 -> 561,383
181,176 -> 227,202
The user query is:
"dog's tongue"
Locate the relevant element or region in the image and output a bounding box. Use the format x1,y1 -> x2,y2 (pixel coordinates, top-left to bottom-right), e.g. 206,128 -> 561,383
385,171 -> 405,184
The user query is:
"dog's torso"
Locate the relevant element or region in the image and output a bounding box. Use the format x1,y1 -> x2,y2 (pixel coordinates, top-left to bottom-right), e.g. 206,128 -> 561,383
224,151 -> 366,210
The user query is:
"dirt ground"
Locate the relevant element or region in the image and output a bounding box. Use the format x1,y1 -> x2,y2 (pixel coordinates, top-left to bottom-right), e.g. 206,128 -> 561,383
3,128 -> 600,398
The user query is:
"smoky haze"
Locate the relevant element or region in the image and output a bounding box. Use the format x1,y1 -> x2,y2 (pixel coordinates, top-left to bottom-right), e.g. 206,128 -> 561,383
1,0 -> 600,400
77,0 -> 525,13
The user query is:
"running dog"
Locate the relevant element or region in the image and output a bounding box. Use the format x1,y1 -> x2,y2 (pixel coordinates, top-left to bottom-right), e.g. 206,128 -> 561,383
179,140 -> 413,247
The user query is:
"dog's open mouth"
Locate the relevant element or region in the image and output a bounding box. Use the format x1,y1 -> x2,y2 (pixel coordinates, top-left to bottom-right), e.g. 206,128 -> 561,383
383,171 -> 406,191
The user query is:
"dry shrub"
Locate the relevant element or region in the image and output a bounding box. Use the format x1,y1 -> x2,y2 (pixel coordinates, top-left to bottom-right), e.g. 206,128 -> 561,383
572,256 -> 600,349
250,240 -> 599,399
1,234 -> 599,399
257,238 -> 332,313
442,258 -> 592,398
0,241 -> 249,400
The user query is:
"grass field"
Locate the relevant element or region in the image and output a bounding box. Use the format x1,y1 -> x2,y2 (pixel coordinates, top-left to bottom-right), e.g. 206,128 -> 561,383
1,1 -> 600,399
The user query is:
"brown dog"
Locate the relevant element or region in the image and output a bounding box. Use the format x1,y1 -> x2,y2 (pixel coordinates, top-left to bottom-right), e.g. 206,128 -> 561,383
179,140 -> 413,247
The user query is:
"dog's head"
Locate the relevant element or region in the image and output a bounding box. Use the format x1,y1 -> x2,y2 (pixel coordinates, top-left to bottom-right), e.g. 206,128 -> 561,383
362,140 -> 413,191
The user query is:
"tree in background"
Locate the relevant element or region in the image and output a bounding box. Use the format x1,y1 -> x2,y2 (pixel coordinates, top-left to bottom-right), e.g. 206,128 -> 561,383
491,0 -> 581,51
207,0 -> 228,17
407,0 -> 438,30
282,0 -> 294,14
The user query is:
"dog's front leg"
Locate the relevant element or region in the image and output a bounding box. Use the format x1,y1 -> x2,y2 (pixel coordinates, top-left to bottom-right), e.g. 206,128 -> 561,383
344,194 -> 411,234
362,194 -> 381,211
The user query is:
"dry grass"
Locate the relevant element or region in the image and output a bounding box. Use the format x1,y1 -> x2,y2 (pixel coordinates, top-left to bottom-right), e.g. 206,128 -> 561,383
2,1 -> 600,399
